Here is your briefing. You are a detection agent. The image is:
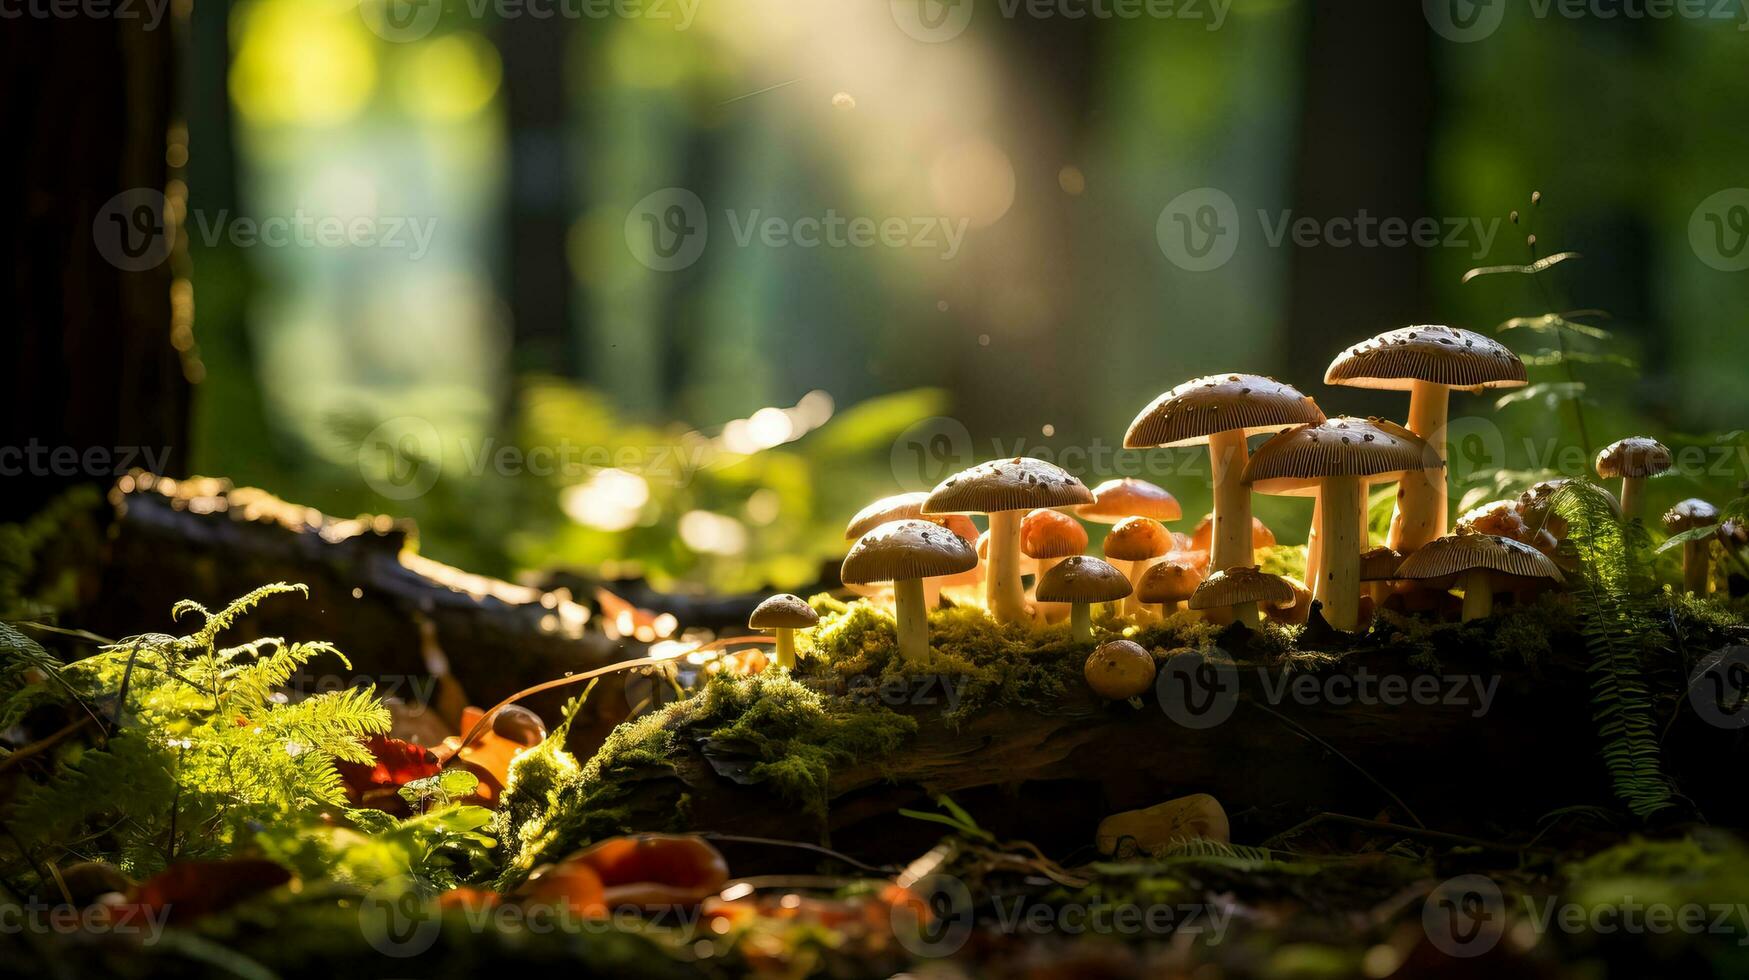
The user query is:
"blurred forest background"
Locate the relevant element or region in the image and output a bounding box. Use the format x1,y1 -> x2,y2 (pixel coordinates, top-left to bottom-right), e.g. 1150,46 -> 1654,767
6,0 -> 1748,595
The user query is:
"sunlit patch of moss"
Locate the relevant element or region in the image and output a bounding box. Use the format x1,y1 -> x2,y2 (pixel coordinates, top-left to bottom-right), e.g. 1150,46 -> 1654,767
500,671 -> 914,882
1256,543 -> 1310,582
1562,834 -> 1749,971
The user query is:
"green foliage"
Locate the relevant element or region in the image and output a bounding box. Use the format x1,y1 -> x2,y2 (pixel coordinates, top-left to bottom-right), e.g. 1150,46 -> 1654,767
1550,481 -> 1676,819
2,585 -> 391,879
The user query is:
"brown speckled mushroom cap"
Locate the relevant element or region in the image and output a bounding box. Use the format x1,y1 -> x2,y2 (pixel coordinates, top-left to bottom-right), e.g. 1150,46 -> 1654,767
1078,478 -> 1182,524
1664,499 -> 1720,534
922,458 -> 1092,516
748,594 -> 819,630
1020,508 -> 1088,560
1137,559 -> 1205,604
1102,516 -> 1173,562
1324,325 -> 1527,392
1517,478 -> 1618,536
1189,566 -> 1296,610
1242,417 -> 1439,494
844,492 -> 928,540
1595,438 -> 1673,479
1396,532 -> 1564,583
1034,556 -> 1133,604
1124,374 -> 1325,449
1359,546 -> 1407,582
841,519 -> 978,586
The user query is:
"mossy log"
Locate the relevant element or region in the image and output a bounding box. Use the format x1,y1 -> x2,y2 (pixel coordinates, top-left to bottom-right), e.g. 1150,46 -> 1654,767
566,638 -> 1746,868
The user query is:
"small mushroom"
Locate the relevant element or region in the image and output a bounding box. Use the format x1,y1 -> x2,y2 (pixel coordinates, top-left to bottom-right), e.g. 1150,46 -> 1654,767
1096,794 -> 1230,858
1034,556 -> 1132,643
1189,566 -> 1294,630
1663,498 -> 1720,595
1325,326 -> 1527,553
841,520 -> 977,663
1189,512 -> 1275,553
1079,478 -> 1183,526
1595,437 -> 1673,523
1125,374 -> 1325,575
748,594 -> 819,670
1263,575 -> 1314,625
1020,508 -> 1088,621
924,459 -> 1093,624
1396,531 -> 1564,621
1359,546 -> 1405,607
845,493 -> 978,605
1101,516 -> 1173,618
1137,557 -> 1204,618
1243,417 -> 1439,631
1084,639 -> 1156,700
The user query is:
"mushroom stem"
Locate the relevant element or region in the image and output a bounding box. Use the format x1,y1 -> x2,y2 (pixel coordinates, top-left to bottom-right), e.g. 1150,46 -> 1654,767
1389,380 -> 1450,554
1320,475 -> 1364,631
1461,568 -> 1493,622
1305,491 -> 1324,601
1207,429 -> 1254,574
985,510 -> 1027,624
1122,560 -> 1150,619
1070,602 -> 1093,643
1683,540 -> 1710,594
1234,601 -> 1261,629
1032,557 -> 1066,623
773,629 -> 796,670
893,577 -> 930,663
1619,476 -> 1646,524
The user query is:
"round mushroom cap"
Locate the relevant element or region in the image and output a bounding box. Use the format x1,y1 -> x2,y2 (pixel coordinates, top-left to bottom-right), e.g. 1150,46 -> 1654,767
923,458 -> 1092,516
1242,417 -> 1439,493
1595,437 -> 1673,479
844,492 -> 927,541
1189,513 -> 1276,552
1189,566 -> 1296,610
841,519 -> 978,586
1664,498 -> 1720,534
1359,546 -> 1406,582
749,594 -> 819,630
1124,374 -> 1325,450
1324,325 -> 1527,392
1020,508 -> 1088,560
1102,516 -> 1173,562
1084,640 -> 1156,700
1395,532 -> 1565,584
1079,478 -> 1182,524
1516,478 -> 1619,538
1034,556 -> 1133,604
1719,518 -> 1747,548
1456,499 -> 1530,541
1137,559 -> 1204,604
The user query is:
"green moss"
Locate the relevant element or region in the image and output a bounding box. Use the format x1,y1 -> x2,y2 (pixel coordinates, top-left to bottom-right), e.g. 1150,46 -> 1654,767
1256,543 -> 1310,582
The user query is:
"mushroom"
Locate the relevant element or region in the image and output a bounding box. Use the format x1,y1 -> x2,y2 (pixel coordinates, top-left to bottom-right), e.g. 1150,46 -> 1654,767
1263,575 -> 1314,625
1101,516 -> 1173,618
1595,437 -> 1673,523
1083,639 -> 1157,700
747,594 -> 819,670
845,493 -> 979,606
1243,417 -> 1438,631
1189,566 -> 1295,630
1396,532 -> 1564,621
1124,374 -> 1325,576
1034,556 -> 1133,643
924,458 -> 1092,624
1189,513 -> 1275,554
1020,508 -> 1088,621
1325,325 -> 1527,554
1516,478 -> 1619,540
1455,499 -> 1531,542
1359,546 -> 1405,607
841,520 -> 977,663
1097,794 -> 1231,857
1664,498 -> 1720,594
1136,557 -> 1204,618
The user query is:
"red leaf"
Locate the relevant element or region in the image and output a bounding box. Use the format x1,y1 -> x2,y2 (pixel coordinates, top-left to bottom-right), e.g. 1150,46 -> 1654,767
336,734 -> 442,808
130,859 -> 292,924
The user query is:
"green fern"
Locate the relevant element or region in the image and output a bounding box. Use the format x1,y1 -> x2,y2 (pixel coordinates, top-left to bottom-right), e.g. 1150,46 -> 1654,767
1551,481 -> 1676,819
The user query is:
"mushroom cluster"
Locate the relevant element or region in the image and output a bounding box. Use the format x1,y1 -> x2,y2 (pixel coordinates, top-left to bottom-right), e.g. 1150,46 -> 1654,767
800,320 -> 1718,674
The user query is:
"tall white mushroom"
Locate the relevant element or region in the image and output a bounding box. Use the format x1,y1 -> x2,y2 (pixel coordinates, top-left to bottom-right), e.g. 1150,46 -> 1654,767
841,520 -> 977,663
1124,375 -> 1325,578
922,458 -> 1092,625
1595,437 -> 1673,524
1324,326 -> 1526,554
1243,417 -> 1439,631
